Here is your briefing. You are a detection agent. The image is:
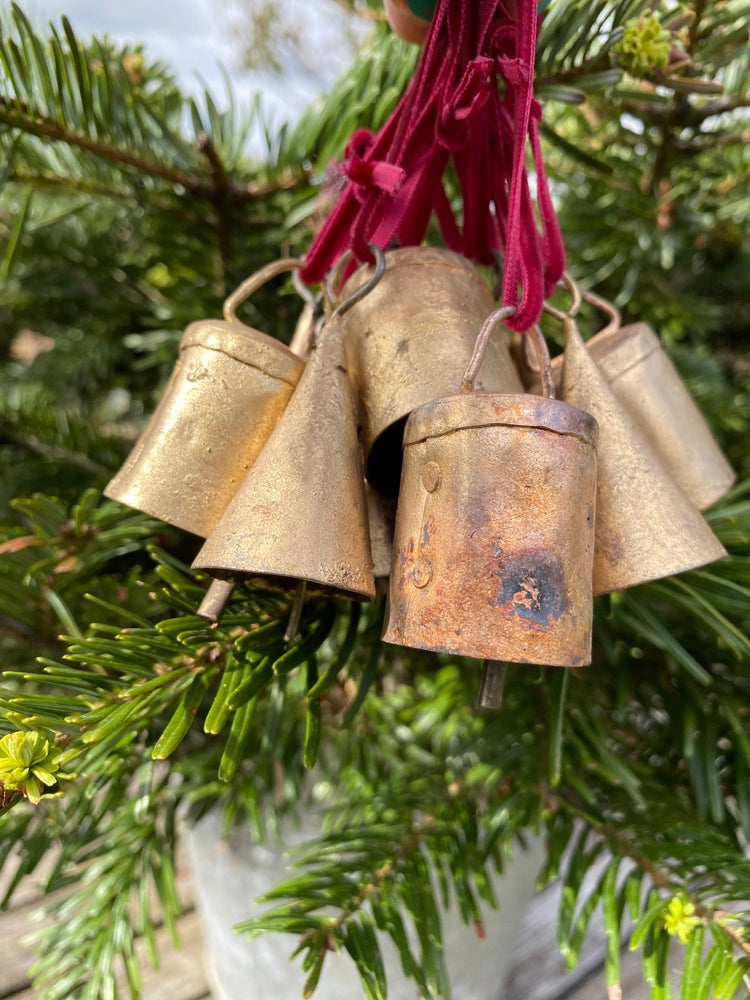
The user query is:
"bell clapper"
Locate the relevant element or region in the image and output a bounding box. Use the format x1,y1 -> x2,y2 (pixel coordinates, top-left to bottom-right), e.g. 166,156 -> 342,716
197,578 -> 236,623
478,660 -> 508,710
284,580 -> 308,643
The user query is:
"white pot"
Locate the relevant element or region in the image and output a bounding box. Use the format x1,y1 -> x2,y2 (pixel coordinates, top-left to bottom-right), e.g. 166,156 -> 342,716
187,809 -> 544,1000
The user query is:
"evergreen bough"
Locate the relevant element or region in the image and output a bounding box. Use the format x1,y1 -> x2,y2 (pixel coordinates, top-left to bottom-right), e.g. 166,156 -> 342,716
1,2 -> 749,996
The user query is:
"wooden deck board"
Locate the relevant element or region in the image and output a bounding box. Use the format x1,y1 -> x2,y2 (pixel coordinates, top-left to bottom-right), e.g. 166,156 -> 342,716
0,845 -> 209,1000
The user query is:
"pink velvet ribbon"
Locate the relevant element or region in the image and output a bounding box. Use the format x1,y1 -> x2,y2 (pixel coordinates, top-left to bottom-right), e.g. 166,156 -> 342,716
300,0 -> 564,333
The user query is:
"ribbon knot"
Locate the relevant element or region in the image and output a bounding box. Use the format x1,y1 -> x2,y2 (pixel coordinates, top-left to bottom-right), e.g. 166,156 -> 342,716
343,129 -> 406,200
436,56 -> 495,150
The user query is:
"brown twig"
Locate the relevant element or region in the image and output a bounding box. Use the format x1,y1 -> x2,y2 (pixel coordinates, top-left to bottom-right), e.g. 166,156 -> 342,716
0,95 -> 309,205
0,97 -> 211,195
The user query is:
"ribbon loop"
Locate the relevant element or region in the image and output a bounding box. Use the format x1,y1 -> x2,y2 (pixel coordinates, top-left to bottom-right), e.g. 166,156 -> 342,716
343,129 -> 406,199
301,0 -> 565,329
436,56 -> 495,150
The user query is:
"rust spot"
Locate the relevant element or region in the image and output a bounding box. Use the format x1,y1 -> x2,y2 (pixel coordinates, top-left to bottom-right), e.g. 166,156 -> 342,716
494,551 -> 568,630
410,561 -> 432,589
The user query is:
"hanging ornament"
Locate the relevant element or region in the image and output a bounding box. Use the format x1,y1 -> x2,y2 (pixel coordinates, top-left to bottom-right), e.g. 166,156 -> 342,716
192,251 -> 387,605
340,246 -> 522,493
558,309 -> 726,595
383,314 -> 598,667
104,259 -> 306,539
517,284 -> 736,511
572,308 -> 735,511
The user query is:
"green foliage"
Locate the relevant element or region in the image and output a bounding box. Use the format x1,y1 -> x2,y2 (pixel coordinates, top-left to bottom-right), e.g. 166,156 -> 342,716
1,2 -> 750,998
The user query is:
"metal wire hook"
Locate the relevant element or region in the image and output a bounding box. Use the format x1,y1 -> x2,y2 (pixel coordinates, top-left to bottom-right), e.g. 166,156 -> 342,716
461,305 -> 517,393
579,286 -> 621,337
324,245 -> 387,320
542,271 -> 582,324
292,269 -> 323,315
223,257 -> 304,325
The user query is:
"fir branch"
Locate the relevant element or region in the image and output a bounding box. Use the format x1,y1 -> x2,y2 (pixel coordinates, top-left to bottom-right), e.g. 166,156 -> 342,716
15,437 -> 110,476
0,94 -> 214,195
5,167 -> 132,199
0,95 -> 308,205
553,791 -> 750,966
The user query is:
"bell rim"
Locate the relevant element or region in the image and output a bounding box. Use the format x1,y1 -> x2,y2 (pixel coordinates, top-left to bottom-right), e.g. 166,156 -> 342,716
181,319 -> 303,385
381,627 -> 592,668
193,567 -> 377,603
403,392 -> 598,449
592,539 -> 728,596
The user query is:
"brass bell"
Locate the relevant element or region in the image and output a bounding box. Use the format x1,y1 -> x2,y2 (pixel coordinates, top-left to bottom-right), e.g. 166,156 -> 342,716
192,260 -> 385,603
559,314 -> 727,595
383,319 -> 599,667
518,286 -> 735,511
104,259 -> 306,538
582,320 -> 735,510
340,246 -> 523,493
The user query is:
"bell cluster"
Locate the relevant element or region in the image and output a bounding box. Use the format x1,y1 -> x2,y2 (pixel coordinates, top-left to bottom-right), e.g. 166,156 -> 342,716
105,247 -> 733,680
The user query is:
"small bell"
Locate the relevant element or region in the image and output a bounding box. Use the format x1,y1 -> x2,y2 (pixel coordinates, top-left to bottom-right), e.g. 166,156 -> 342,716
341,246 -> 523,493
518,286 -> 735,511
383,318 -> 598,667
104,259 -> 306,538
583,321 -> 735,510
559,314 -> 726,595
192,256 -> 386,603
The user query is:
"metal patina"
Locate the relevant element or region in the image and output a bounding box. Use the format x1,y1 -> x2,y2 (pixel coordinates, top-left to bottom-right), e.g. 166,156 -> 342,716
341,246 -> 522,493
105,258 -> 306,538
383,391 -> 598,666
559,315 -> 727,595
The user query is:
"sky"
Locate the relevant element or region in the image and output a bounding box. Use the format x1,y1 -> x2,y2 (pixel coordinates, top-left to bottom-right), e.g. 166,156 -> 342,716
20,0 -> 365,131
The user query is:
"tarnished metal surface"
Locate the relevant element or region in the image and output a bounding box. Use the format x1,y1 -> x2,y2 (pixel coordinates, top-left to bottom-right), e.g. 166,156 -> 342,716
104,318 -> 303,538
341,247 -> 523,492
405,392 -> 596,444
383,392 -> 598,666
193,316 -> 376,601
588,322 -> 735,510
560,317 -> 727,595
518,321 -> 735,510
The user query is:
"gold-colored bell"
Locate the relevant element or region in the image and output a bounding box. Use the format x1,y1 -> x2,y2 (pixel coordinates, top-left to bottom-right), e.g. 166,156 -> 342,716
192,286 -> 380,603
341,246 -> 523,492
583,320 -> 735,510
519,286 -> 735,510
104,259 -> 306,538
383,319 -> 599,667
559,313 -> 727,595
